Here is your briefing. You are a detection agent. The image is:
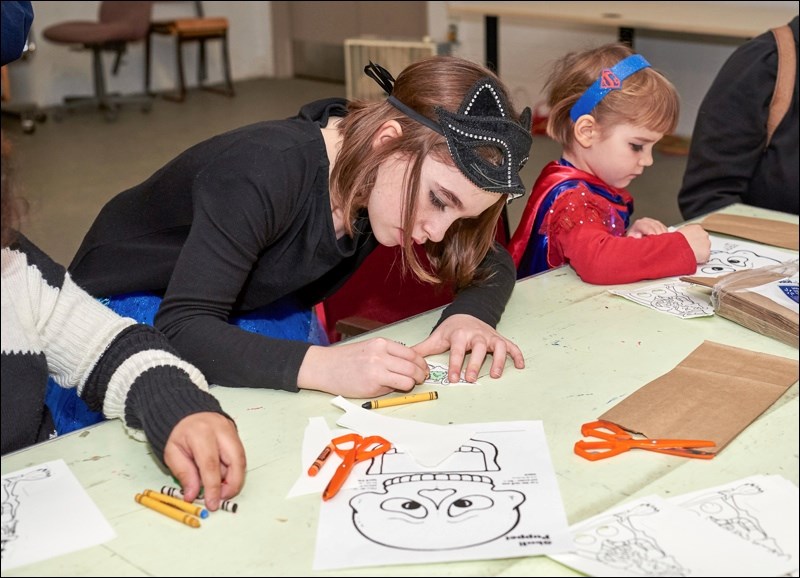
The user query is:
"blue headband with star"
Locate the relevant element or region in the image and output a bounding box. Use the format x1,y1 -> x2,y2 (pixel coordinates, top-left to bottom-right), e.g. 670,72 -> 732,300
569,54 -> 651,122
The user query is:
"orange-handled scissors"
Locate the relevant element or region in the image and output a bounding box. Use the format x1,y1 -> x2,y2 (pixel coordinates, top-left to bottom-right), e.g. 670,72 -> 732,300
574,420 -> 716,461
322,433 -> 391,501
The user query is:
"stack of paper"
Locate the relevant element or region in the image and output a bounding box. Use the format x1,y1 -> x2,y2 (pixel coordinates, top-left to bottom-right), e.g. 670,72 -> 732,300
683,262 -> 798,347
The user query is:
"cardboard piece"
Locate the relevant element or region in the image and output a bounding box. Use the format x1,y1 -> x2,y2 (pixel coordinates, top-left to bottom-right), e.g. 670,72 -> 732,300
681,263 -> 799,348
700,213 -> 799,251
599,341 -> 798,454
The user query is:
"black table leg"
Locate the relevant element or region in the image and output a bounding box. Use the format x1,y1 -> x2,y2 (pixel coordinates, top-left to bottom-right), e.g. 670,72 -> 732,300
486,15 -> 499,73
619,26 -> 635,47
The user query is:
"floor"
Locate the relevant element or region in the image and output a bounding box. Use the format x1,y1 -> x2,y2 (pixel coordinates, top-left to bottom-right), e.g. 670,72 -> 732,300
1,77 -> 688,267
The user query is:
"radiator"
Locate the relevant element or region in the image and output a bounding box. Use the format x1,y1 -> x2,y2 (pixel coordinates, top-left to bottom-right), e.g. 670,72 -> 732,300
344,37 -> 447,101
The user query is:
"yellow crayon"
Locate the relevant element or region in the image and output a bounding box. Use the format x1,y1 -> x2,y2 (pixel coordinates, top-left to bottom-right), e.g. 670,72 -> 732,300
135,493 -> 201,528
361,391 -> 438,410
144,489 -> 208,519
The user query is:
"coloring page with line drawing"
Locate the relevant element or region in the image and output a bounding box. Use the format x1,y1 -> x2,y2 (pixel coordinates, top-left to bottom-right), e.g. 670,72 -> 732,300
312,421 -> 571,570
609,236 -> 796,318
670,474 -> 799,576
550,494 -> 795,577
2,459 -> 115,571
609,282 -> 714,319
692,236 -> 795,278
424,362 -> 477,386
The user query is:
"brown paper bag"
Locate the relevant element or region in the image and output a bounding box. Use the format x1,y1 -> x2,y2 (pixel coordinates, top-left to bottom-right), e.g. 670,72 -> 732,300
681,262 -> 799,348
599,341 -> 798,454
700,213 -> 799,251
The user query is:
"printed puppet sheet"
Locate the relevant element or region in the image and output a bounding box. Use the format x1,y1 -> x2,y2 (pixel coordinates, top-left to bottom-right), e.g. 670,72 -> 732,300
311,420 -> 572,570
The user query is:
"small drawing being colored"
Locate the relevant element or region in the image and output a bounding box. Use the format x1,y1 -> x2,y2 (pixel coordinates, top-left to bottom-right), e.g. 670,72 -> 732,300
424,363 -> 477,386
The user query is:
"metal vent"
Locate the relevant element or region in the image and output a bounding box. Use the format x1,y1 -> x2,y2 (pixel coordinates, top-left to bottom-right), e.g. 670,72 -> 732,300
344,37 -> 447,101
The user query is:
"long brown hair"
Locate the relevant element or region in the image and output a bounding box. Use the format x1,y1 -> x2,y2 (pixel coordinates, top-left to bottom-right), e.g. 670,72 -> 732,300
1,132 -> 27,248
546,43 -> 679,150
331,56 -> 523,289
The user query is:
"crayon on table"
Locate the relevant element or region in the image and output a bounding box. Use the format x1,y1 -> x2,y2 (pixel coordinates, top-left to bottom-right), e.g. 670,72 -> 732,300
160,486 -> 239,513
144,489 -> 209,518
135,493 -> 201,528
170,476 -> 204,498
361,391 -> 439,410
307,443 -> 335,477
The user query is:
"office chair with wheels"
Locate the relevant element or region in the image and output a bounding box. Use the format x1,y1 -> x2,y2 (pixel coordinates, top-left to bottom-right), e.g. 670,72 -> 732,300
42,1 -> 154,122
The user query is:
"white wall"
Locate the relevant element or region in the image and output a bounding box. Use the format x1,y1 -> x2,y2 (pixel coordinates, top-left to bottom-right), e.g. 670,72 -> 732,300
428,1 -> 799,137
7,0 -> 799,135
7,1 -> 273,108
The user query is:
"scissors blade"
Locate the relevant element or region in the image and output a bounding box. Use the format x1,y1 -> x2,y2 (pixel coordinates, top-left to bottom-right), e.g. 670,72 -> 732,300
322,452 -> 356,501
645,445 -> 716,459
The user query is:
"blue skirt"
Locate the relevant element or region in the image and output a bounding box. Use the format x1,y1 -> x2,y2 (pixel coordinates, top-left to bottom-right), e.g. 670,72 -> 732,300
45,292 -> 328,435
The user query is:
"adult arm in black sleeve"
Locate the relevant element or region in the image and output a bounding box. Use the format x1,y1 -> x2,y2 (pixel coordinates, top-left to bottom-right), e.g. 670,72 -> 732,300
677,30 -> 777,220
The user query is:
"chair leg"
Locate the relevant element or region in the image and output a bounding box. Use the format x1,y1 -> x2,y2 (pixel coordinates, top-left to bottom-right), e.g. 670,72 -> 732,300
92,47 -> 108,106
221,32 -> 234,97
93,47 -> 120,121
161,32 -> 234,102
163,36 -> 187,102
144,31 -> 153,96
176,38 -> 187,101
52,43 -> 151,122
198,39 -> 208,84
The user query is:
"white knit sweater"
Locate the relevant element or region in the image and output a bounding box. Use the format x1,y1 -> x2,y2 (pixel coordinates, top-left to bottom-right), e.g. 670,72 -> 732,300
1,235 -> 228,460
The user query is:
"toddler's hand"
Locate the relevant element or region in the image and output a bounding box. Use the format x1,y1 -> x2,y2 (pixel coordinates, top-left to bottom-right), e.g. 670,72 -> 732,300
677,224 -> 711,263
626,218 -> 668,238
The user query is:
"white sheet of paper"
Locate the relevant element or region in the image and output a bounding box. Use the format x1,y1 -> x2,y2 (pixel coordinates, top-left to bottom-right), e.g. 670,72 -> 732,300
549,495 -> 795,577
610,281 -> 715,318
670,474 -> 799,575
610,238 -> 796,318
312,420 -> 573,570
1,458 -> 116,571
693,236 -> 795,277
332,396 -> 475,467
286,417 -> 349,498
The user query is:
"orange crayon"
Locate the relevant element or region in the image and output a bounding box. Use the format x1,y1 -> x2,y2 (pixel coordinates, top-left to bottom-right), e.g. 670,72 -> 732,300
307,443 -> 334,477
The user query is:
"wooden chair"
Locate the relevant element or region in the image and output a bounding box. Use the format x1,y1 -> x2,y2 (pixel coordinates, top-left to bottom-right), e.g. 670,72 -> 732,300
144,1 -> 234,102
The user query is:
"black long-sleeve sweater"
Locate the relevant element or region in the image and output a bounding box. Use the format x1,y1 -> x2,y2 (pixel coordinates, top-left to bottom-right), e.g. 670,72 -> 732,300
69,99 -> 515,392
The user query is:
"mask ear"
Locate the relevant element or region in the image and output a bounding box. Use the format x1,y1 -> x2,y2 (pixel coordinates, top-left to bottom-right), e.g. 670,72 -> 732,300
371,120 -> 403,150
573,115 -> 597,149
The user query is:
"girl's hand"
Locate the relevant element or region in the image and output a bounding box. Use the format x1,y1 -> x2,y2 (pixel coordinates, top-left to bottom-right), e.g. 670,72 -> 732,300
412,314 -> 524,383
164,412 -> 247,512
298,338 -> 429,398
626,217 -> 668,238
677,224 -> 711,263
